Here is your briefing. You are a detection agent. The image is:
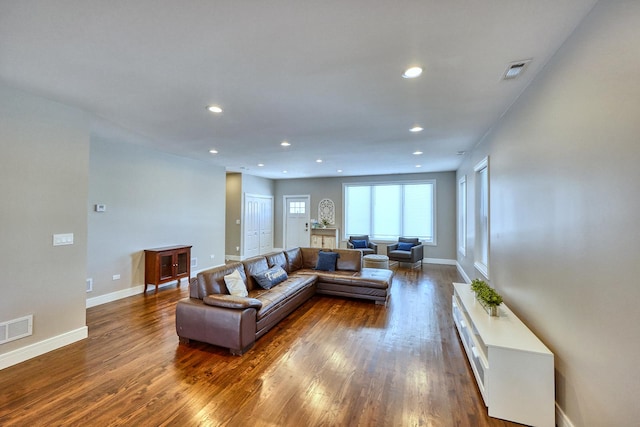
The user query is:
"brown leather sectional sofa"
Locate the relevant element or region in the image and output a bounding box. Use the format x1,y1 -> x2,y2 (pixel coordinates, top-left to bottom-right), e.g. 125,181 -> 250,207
175,247 -> 394,355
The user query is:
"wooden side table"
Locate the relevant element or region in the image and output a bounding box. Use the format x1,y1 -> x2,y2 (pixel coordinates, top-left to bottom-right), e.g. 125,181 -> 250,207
144,245 -> 192,293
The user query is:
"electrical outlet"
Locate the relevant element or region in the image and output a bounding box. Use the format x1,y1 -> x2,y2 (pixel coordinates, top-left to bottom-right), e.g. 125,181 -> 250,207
86,278 -> 93,292
112,274 -> 120,280
210,254 -> 215,259
236,246 -> 240,252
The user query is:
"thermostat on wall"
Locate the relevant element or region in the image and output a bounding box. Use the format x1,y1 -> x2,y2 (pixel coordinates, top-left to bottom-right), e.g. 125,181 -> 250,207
95,204 -> 106,212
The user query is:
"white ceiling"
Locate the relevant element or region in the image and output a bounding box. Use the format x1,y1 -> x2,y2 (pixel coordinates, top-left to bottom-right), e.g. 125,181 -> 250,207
0,0 -> 598,179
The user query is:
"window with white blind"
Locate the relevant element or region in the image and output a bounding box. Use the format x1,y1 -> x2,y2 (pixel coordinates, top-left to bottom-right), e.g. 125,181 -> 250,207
474,157 -> 489,278
343,181 -> 435,243
458,175 -> 467,256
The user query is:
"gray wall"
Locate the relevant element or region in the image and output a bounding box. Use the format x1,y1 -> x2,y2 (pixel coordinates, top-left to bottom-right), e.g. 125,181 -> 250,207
225,173 -> 275,259
87,138 -> 226,297
456,1 -> 640,425
0,82 -> 89,358
243,174 -> 275,196
225,173 -> 242,258
274,172 -> 456,260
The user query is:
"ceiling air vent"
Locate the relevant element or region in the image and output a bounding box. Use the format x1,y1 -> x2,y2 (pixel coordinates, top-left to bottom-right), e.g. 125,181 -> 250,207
502,59 -> 532,80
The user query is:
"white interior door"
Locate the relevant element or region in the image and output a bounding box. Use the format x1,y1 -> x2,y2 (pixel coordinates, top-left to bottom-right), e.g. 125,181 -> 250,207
284,195 -> 310,249
245,194 -> 274,257
259,196 -> 273,254
244,196 -> 260,258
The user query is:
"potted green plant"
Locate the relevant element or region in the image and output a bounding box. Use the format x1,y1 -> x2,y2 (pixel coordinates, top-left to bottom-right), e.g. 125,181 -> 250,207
470,279 -> 503,316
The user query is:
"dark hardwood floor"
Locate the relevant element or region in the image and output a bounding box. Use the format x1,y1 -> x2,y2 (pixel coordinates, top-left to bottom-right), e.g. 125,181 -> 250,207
0,265 -> 519,426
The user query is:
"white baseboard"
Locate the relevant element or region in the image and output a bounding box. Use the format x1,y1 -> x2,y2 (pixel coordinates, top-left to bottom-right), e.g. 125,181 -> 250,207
86,276 -> 193,309
424,258 -> 457,265
556,402 -> 575,427
0,326 -> 88,371
456,262 -> 472,283
86,285 -> 146,308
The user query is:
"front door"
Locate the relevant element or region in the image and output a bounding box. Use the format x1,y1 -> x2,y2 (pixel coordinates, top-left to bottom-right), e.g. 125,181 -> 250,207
284,195 -> 310,249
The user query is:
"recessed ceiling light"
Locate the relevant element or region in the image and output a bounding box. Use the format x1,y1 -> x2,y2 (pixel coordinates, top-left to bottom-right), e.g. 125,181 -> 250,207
281,141 -> 291,147
282,170 -> 288,174
209,149 -> 218,154
415,164 -> 422,168
410,126 -> 423,132
316,159 -> 323,163
456,150 -> 466,156
402,66 -> 423,79
413,151 -> 423,155
257,163 -> 264,167
337,169 -> 343,173
206,105 -> 223,113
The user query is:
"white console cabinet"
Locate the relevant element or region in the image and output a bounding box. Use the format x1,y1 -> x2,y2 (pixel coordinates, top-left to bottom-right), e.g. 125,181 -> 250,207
310,227 -> 338,249
452,283 -> 555,427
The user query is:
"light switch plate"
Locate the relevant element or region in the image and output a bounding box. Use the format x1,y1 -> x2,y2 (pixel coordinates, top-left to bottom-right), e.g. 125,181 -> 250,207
53,233 -> 74,246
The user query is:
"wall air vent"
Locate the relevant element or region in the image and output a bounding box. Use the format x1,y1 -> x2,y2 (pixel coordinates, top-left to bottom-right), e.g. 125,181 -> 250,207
0,315 -> 33,345
502,59 -> 532,80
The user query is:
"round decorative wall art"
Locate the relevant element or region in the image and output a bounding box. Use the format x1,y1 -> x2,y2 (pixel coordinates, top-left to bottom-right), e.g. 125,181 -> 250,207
318,198 -> 335,225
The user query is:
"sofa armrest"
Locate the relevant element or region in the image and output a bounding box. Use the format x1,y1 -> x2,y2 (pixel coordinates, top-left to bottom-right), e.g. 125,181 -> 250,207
203,294 -> 262,310
386,243 -> 399,253
411,244 -> 424,259
176,298 -> 257,355
368,241 -> 378,252
347,241 -> 355,249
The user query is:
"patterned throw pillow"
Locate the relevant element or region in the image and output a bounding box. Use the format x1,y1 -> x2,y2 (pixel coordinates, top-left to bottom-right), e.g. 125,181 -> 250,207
224,269 -> 248,297
253,266 -> 288,290
397,242 -> 415,251
315,251 -> 340,271
352,239 -> 368,249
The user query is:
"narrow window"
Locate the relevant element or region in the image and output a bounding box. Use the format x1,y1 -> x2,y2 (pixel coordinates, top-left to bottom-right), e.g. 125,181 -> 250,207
474,158 -> 489,278
458,175 -> 467,256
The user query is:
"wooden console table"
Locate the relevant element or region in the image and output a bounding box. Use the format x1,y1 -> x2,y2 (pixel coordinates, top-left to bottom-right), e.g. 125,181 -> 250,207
144,245 -> 192,293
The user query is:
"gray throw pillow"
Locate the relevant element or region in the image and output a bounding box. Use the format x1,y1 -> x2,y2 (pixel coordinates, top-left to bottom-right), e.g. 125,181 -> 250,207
253,266 -> 288,290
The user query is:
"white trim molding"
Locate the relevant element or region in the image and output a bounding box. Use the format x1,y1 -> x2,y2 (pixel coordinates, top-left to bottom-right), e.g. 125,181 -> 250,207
456,262 -> 472,283
424,258 -> 457,266
556,403 -> 575,427
85,274 -> 204,309
0,326 -> 88,371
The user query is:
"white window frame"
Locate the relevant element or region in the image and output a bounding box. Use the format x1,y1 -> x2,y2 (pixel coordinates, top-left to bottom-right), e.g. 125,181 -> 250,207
342,180 -> 436,245
457,175 -> 467,256
474,157 -> 489,278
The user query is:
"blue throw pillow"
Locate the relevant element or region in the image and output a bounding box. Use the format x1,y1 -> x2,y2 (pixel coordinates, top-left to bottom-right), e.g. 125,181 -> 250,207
397,242 -> 414,251
253,266 -> 288,290
352,239 -> 368,249
315,251 -> 340,271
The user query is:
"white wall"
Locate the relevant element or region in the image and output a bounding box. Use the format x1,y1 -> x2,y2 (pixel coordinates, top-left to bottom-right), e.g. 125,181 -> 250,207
0,82 -> 89,366
87,137 -> 226,299
457,1 -> 640,424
